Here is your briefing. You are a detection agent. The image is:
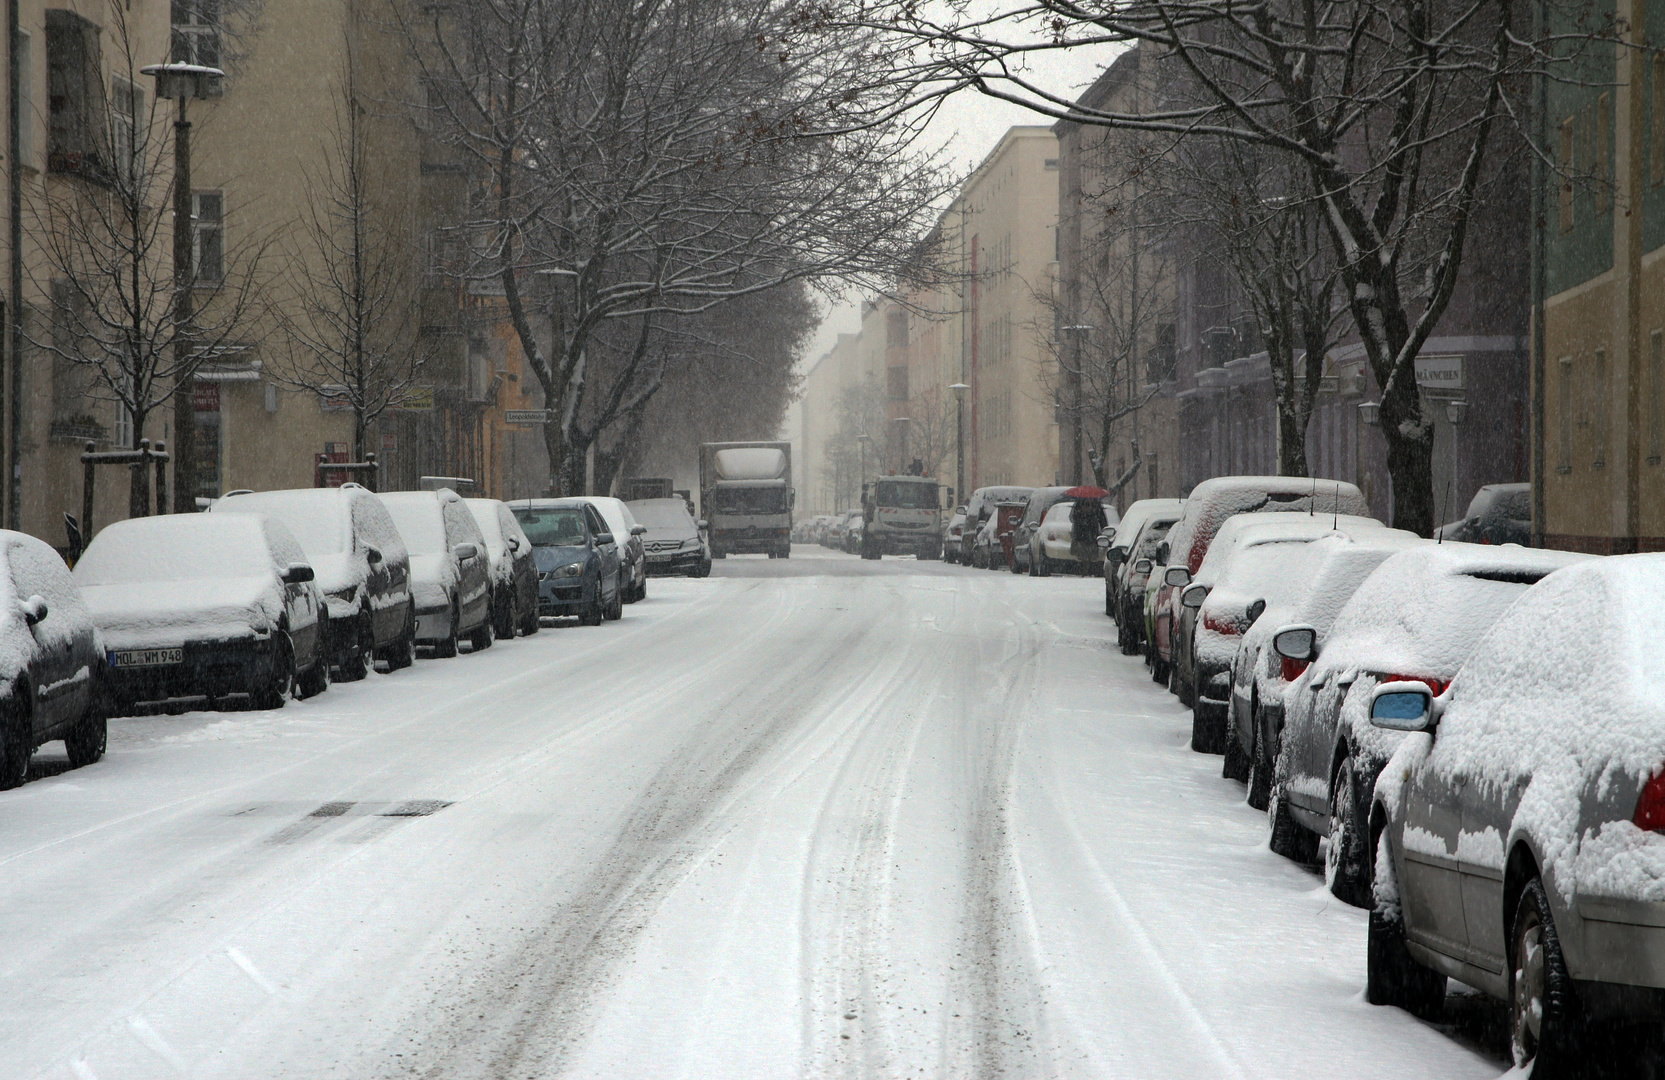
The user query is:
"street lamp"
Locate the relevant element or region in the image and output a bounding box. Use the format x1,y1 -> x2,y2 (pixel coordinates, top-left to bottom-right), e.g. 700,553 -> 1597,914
1358,401 -> 1382,427
142,62 -> 224,513
856,432 -> 872,495
1445,398 -> 1468,510
949,382 -> 969,504
1062,325 -> 1093,485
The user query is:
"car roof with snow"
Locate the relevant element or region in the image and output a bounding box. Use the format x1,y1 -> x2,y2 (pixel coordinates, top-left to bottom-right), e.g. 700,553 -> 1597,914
1309,542 -> 1595,681
627,497 -> 698,538
1237,531 -> 1426,656
73,512 -> 304,585
1193,511 -> 1386,587
1108,498 -> 1185,551
1166,476 -> 1369,574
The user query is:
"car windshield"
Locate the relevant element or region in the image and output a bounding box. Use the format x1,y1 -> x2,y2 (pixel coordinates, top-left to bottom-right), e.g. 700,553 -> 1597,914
514,508 -> 588,547
216,493 -> 348,555
1136,522 -> 1175,559
875,480 -> 938,509
713,486 -> 789,514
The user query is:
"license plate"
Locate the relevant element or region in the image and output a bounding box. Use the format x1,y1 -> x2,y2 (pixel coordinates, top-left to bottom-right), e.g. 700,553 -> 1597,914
109,647 -> 184,668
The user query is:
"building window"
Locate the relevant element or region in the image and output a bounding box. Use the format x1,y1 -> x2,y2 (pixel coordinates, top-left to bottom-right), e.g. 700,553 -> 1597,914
45,9 -> 105,180
171,0 -> 221,68
1650,330 -> 1663,464
111,78 -> 141,183
1558,116 -> 1575,232
193,191 -> 223,282
1653,57 -> 1665,187
1557,356 -> 1573,473
1591,348 -> 1608,468
1596,94 -> 1611,213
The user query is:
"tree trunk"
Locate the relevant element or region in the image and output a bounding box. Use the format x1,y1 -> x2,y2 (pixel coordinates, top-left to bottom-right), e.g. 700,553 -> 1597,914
1379,381 -> 1436,535
1275,404 -> 1309,477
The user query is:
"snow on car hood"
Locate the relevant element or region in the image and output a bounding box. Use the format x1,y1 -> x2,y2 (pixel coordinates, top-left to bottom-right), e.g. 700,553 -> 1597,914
534,545 -> 587,571
81,576 -> 275,650
407,553 -> 457,610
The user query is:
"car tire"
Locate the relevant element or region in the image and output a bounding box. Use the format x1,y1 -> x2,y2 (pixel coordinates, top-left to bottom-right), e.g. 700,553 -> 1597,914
1246,709 -> 1273,809
384,615 -> 417,669
65,703 -> 107,768
432,603 -> 460,658
493,589 -> 517,640
1221,705 -> 1251,782
339,614 -> 374,681
605,581 -> 624,621
1151,657 -> 1169,685
253,634 -> 294,711
1511,876 -> 1583,1076
580,596 -> 605,626
470,617 -> 495,652
0,693 -> 30,789
1325,755 -> 1373,908
519,605 -> 540,636
1367,842 -> 1447,1018
1268,783 -> 1319,863
635,575 -> 648,601
296,650 -> 331,699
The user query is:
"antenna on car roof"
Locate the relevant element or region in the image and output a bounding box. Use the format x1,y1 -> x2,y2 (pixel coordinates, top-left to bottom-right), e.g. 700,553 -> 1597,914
1310,474 -> 1316,517
1437,481 -> 1451,544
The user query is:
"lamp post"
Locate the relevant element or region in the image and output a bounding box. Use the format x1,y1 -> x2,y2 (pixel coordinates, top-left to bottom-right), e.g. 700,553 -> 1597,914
1062,325 -> 1093,485
949,382 -> 969,504
143,63 -> 223,513
1445,398 -> 1468,513
856,432 -> 871,496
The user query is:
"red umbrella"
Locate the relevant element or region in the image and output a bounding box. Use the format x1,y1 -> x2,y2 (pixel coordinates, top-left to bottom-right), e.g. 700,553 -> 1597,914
1062,485 -> 1109,499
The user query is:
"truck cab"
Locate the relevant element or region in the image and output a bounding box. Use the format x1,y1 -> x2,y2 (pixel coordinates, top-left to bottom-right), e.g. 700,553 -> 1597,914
864,476 -> 942,560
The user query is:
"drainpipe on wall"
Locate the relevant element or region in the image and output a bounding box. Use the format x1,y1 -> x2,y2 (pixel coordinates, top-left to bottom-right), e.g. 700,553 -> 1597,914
7,0 -> 21,530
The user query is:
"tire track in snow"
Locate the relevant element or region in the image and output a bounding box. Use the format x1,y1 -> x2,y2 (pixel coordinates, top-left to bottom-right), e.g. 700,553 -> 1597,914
399,580 -> 915,1080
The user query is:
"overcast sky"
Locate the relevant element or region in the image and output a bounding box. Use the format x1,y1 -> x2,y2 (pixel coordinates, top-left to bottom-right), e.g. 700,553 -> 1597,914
803,47 -> 1117,369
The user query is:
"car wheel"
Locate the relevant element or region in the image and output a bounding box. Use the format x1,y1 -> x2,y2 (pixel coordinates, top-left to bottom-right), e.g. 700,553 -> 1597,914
1245,709 -> 1273,808
296,648 -> 331,699
1221,704 -> 1251,782
580,595 -> 605,626
384,614 -> 417,669
65,702 -> 107,768
519,605 -> 540,636
470,616 -> 495,652
491,589 -> 515,639
432,603 -> 460,658
1325,755 -> 1373,907
1268,782 -> 1319,863
253,634 -> 294,710
605,581 -> 624,621
1367,837 -> 1447,1018
0,693 -> 30,789
636,575 -> 648,601
1511,876 -> 1582,1075
1151,657 -> 1169,685
339,614 -> 373,681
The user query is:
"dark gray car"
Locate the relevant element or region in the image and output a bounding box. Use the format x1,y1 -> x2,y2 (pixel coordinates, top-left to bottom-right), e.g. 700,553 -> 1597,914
514,499 -> 622,625
1365,554 -> 1665,1075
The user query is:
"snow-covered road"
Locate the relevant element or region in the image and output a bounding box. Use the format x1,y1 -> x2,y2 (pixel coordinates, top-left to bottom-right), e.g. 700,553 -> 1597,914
2,546 -> 1512,1079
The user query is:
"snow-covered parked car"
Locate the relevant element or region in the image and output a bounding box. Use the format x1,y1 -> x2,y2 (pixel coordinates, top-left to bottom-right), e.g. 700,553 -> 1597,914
1267,542 -> 1592,905
627,497 -> 710,578
943,508 -> 966,564
1177,511 -> 1390,753
1433,482 -> 1531,546
1102,497 -> 1184,622
1222,530 -> 1422,806
210,484 -> 415,678
1027,497 -> 1117,576
1364,553 -> 1665,1074
464,498 -> 538,639
0,530 -> 107,788
378,489 -> 493,656
1009,486 -> 1070,575
1153,475 -> 1370,711
513,499 -> 622,625
959,486 -> 1033,563
584,496 -> 648,603
74,514 -> 328,713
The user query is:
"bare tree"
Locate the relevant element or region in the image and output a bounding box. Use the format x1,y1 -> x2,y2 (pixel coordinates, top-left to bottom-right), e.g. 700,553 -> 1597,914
400,0 -> 949,495
822,382 -> 887,508
269,52 -> 421,463
845,0 -> 1597,533
28,1 -> 265,517
901,384 -> 955,480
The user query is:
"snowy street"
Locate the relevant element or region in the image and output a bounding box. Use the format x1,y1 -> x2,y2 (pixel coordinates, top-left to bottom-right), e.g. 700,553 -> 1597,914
3,546 -> 1515,1080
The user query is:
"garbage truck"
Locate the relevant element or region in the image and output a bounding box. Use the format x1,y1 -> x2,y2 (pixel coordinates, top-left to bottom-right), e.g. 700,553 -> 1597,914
698,442 -> 794,558
862,474 -> 942,560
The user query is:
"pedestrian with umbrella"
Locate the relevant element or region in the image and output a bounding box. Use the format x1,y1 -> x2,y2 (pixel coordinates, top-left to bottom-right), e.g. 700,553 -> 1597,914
1065,485 -> 1111,567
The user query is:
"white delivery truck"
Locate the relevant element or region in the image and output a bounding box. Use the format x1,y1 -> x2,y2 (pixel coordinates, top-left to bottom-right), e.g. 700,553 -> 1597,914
698,442 -> 794,558
863,474 -> 942,560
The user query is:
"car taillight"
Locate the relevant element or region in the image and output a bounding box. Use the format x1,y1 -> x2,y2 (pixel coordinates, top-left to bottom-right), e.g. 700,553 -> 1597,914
1281,656 -> 1308,682
1635,770 -> 1665,832
1204,614 -> 1240,635
1378,674 -> 1448,697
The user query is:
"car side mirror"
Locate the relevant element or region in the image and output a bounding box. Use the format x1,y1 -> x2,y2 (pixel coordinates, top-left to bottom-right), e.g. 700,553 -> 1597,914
631,525 -> 647,536
20,594 -> 47,626
453,543 -> 478,561
364,546 -> 383,564
595,532 -> 615,546
1246,598 -> 1266,624
1180,583 -> 1209,609
1164,566 -> 1192,588
1096,534 -> 1112,549
1271,625 -> 1318,662
281,563 -> 315,585
697,519 -> 708,530
508,537 -> 521,552
1370,682 -> 1440,733
1134,558 -> 1153,574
